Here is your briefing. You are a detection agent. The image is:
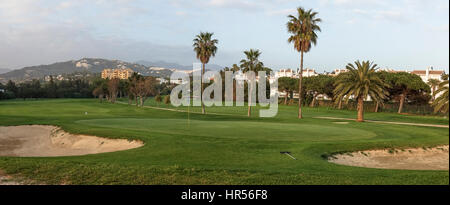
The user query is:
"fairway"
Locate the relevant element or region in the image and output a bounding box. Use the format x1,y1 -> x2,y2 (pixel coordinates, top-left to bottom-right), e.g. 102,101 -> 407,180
0,99 -> 448,185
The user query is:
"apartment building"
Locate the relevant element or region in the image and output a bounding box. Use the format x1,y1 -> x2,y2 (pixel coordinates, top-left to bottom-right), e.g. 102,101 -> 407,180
101,68 -> 134,79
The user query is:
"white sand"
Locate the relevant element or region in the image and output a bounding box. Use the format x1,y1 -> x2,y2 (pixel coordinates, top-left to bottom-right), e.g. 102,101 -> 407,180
329,145 -> 449,170
0,125 -> 143,157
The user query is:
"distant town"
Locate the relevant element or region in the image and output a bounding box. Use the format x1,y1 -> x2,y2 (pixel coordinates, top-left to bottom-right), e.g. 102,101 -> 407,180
97,63 -> 445,88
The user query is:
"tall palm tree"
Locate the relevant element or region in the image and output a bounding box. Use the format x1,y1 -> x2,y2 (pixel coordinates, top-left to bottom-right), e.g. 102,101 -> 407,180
333,61 -> 388,122
427,79 -> 440,102
193,32 -> 219,114
287,7 -> 321,119
432,79 -> 449,113
240,49 -> 264,117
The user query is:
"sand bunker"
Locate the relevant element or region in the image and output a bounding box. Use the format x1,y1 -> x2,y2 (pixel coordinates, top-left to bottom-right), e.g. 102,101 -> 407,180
329,146 -> 449,170
0,125 -> 143,157
332,122 -> 349,125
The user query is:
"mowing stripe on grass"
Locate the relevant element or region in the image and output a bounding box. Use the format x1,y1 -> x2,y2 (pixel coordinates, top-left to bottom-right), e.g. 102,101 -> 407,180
116,101 -> 242,117
315,117 -> 449,128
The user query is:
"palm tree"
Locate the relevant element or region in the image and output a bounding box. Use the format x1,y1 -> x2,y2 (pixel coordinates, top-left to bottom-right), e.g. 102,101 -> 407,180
333,61 -> 388,122
231,64 -> 240,72
427,79 -> 440,102
240,49 -> 264,117
193,32 -> 219,114
432,79 -> 449,113
287,7 -> 321,119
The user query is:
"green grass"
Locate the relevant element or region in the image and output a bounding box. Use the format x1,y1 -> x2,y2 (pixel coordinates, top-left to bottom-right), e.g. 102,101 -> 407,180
0,98 -> 448,185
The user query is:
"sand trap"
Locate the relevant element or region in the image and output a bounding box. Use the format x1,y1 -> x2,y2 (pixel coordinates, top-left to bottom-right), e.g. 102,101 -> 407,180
0,125 -> 143,157
333,122 -> 349,125
328,146 -> 449,170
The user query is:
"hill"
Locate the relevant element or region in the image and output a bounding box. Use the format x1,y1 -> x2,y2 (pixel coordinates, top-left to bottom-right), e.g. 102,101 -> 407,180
0,68 -> 11,75
136,60 -> 223,71
0,58 -> 173,83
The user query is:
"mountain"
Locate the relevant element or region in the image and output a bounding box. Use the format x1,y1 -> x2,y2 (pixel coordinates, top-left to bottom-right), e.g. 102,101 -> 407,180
0,68 -> 11,74
136,60 -> 223,71
0,58 -> 174,83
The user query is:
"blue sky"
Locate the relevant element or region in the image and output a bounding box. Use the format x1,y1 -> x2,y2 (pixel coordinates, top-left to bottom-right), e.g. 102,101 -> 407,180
0,0 -> 448,73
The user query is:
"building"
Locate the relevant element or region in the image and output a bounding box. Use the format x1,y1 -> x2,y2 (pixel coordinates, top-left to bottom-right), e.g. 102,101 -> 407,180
275,69 -> 296,78
411,66 -> 446,98
101,68 -> 134,79
170,78 -> 183,85
302,68 -> 318,77
156,78 -> 168,84
275,68 -> 317,78
411,66 -> 445,83
330,68 -> 348,76
44,75 -> 65,81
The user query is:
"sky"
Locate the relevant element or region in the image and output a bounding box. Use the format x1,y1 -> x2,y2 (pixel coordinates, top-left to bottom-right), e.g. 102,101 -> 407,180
0,0 -> 448,73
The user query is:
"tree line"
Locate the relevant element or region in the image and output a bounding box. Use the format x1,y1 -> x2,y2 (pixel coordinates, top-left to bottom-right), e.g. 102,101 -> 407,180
0,77 -> 92,100
278,70 -> 448,112
0,74 -> 173,104
91,72 -> 171,107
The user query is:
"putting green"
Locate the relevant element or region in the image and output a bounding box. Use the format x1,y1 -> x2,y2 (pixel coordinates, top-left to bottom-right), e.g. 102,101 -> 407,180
76,118 -> 376,142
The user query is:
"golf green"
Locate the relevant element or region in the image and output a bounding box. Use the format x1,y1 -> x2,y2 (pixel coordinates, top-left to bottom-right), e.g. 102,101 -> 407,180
0,99 -> 448,185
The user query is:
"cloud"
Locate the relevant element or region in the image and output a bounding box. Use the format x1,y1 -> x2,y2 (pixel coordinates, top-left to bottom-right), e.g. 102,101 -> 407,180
333,0 -> 387,7
374,10 -> 408,22
266,8 -> 296,16
348,8 -> 410,23
0,0 -> 448,70
175,11 -> 188,16
0,0 -> 196,68
0,23 -> 198,69
208,0 -> 260,10
170,0 -> 292,12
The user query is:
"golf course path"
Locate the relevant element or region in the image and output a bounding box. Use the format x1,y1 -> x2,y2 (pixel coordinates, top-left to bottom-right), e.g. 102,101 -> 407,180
315,116 -> 449,128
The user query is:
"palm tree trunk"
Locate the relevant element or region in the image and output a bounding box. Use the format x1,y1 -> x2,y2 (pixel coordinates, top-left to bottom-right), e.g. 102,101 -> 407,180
310,93 -> 317,107
248,82 -> 253,117
298,51 -> 304,119
233,80 -> 237,101
398,90 -> 406,114
338,98 -> 342,110
284,90 -> 288,105
357,96 -> 364,122
374,101 -> 379,113
432,86 -> 436,101
201,63 -> 206,114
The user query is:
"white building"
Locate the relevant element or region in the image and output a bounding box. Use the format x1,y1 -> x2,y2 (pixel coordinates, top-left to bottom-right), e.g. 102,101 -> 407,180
275,69 -> 296,78
330,69 -> 347,76
302,68 -> 318,77
275,68 -> 317,78
156,78 -> 168,84
411,66 -> 445,83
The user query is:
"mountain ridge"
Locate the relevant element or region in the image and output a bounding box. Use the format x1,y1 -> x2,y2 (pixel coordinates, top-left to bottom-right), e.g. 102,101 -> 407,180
0,58 -> 174,83
0,68 -> 11,75
136,60 -> 223,71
